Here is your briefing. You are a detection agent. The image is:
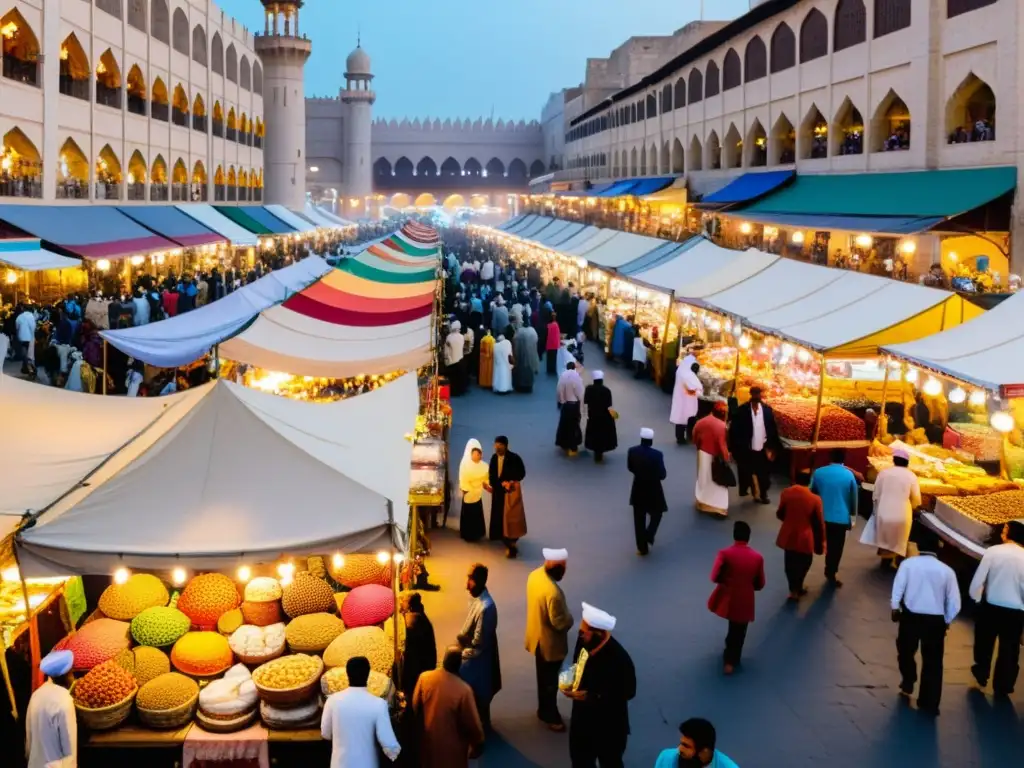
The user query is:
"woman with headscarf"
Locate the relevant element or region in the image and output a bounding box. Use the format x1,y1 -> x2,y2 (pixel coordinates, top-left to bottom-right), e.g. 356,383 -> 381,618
492,334 -> 514,394
459,439 -> 489,542
584,371 -> 618,463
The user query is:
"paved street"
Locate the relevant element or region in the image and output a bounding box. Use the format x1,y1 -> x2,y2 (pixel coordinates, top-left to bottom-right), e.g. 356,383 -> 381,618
419,344 -> 1024,767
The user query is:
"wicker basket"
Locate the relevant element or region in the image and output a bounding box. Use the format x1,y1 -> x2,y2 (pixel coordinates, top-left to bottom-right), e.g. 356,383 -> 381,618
195,707 -> 258,734
234,643 -> 285,667
253,656 -> 323,706
71,683 -> 137,730
137,692 -> 199,729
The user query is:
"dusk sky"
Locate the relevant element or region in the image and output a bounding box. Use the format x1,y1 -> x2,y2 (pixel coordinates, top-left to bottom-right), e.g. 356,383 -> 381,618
220,0 -> 752,120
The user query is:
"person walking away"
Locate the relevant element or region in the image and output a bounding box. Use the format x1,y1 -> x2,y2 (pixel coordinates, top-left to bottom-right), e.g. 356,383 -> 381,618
458,438 -> 489,542
458,564 -> 502,730
488,436 -> 527,556
583,371 -> 618,463
775,472 -> 826,601
399,592 -> 437,703
15,305 -> 36,374
491,296 -> 509,335
321,656 -> 401,767
413,647 -> 485,768
478,329 -> 494,388
462,324 -> 475,381
525,548 -> 574,731
481,256 -> 495,285
631,324 -> 648,378
627,428 -> 667,556
708,521 -> 766,674
576,293 -> 590,336
692,403 -> 731,517
811,448 -> 860,587
546,312 -> 561,375
491,334 -> 514,394
444,321 -> 466,396
969,520 -> 1024,697
556,362 -> 585,456
890,527 -> 960,715
860,447 -> 921,569
654,718 -> 740,768
729,386 -> 780,504
670,361 -> 703,444
25,650 -> 76,768
512,322 -> 540,393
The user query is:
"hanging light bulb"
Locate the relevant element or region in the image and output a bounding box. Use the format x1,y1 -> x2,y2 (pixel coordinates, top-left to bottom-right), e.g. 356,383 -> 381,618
96,259 -> 111,272
277,561 -> 295,580
948,386 -> 966,404
782,343 -> 795,357
171,567 -> 187,586
905,368 -> 918,383
376,551 -> 391,565
739,335 -> 752,349
392,553 -> 405,564
113,567 -> 130,585
236,565 -> 252,583
990,410 -> 1015,433
332,553 -> 344,570
797,349 -> 811,363
923,377 -> 943,397
969,390 -> 987,407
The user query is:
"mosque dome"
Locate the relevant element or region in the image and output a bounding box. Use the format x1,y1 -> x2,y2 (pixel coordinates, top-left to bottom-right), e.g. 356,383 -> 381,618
345,45 -> 372,78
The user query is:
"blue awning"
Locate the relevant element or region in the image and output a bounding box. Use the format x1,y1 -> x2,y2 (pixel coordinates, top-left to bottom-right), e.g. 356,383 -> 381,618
117,206 -> 226,248
595,180 -> 638,198
0,205 -> 175,259
737,211 -> 945,236
626,177 -> 675,196
700,170 -> 795,206
239,206 -> 297,234
618,236 -> 703,276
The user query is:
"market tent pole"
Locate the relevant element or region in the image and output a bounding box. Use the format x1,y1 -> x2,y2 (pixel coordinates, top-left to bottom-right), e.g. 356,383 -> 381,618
387,498 -> 402,685
102,340 -> 108,395
878,360 -> 891,437
811,354 -> 826,448
658,291 -> 676,386
213,343 -> 220,379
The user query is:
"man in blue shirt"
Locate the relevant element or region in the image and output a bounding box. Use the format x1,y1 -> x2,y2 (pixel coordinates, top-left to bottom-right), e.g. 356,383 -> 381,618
809,448 -> 860,587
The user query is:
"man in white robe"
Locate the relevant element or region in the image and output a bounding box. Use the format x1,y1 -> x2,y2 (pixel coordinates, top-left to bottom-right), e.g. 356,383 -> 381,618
861,447 -> 921,564
321,656 -> 400,768
26,650 -> 76,768
670,359 -> 703,444
444,321 -> 466,396
492,334 -> 514,394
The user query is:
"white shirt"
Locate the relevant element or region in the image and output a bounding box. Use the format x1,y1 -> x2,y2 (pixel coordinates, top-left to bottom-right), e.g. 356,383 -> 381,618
444,331 -> 465,366
16,310 -> 36,342
751,404 -> 767,451
25,680 -> 77,768
969,542 -> 1024,611
577,298 -> 590,327
480,260 -> 495,281
891,553 -> 961,624
321,688 -> 400,768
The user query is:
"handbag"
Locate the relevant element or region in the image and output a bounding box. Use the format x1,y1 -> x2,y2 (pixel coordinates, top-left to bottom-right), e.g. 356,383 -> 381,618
711,456 -> 737,487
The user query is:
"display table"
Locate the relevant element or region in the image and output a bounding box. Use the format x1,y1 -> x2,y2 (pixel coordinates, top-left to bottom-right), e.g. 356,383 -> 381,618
88,724 -> 192,747
778,438 -> 870,481
919,511 -> 987,560
183,722 -> 269,768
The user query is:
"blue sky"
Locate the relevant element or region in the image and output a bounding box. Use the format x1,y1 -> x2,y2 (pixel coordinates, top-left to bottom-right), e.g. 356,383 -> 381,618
221,0 -> 751,121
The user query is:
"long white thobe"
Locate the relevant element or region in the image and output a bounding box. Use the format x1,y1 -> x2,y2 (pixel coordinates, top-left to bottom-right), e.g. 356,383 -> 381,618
25,680 -> 77,768
321,688 -> 400,768
861,465 -> 922,556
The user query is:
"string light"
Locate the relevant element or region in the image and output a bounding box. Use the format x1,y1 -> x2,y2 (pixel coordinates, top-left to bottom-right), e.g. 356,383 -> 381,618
236,565 -> 252,583
277,561 -> 295,580
905,368 -> 918,383
171,567 -> 187,586
392,553 -> 405,564
376,551 -> 390,565
923,377 -> 942,397
332,553 -> 344,570
969,390 -> 987,407
948,386 -> 966,404
990,410 -> 1014,434
113,567 -> 130,585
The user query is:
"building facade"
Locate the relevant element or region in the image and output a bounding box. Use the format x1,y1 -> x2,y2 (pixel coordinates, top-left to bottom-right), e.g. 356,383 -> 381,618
0,0 -> 264,204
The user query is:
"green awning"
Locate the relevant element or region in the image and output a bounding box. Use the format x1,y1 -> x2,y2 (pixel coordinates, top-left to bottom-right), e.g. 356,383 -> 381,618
740,166 -> 1017,219
214,206 -> 273,235
338,259 -> 436,284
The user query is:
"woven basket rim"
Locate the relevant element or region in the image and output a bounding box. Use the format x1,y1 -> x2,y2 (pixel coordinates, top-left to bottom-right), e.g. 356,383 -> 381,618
136,690 -> 199,716
252,655 -> 324,695
70,682 -> 138,713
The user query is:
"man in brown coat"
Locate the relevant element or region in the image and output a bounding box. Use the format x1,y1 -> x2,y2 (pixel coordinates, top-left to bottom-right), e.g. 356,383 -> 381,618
413,646 -> 486,768
524,547 -> 574,731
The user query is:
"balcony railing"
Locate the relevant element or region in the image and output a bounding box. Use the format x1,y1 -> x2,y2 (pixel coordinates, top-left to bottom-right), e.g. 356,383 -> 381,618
196,184 -> 208,201
96,82 -> 121,109
3,55 -> 38,86
214,184 -> 225,201
238,186 -> 248,201
151,101 -> 169,122
127,93 -> 147,115
226,127 -> 237,142
59,75 -> 90,100
126,182 -> 146,200
95,181 -> 121,200
0,176 -> 42,198
254,135 -> 263,149
150,183 -> 168,201
227,185 -> 237,201
253,188 -> 262,201
56,180 -> 87,199
171,108 -> 188,127
245,132 -> 253,147
213,119 -> 224,138
192,114 -> 207,133
171,182 -> 187,201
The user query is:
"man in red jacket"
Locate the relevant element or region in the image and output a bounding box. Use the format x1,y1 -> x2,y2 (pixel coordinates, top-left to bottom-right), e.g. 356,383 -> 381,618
775,472 -> 826,601
708,521 -> 766,675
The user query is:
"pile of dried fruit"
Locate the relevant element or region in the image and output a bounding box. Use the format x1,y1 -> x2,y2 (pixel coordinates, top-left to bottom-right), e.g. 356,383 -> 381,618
943,490 -> 1024,525
252,653 -> 322,690
772,399 -> 865,442
72,660 -> 136,709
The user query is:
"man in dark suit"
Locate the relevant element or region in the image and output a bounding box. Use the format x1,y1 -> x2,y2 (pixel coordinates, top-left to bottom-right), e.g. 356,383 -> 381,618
728,386 -> 780,504
488,435 -> 527,556
627,427 -> 668,556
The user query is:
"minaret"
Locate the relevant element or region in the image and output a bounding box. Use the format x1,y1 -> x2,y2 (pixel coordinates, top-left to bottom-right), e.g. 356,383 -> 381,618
254,0 -> 311,209
341,40 -> 375,211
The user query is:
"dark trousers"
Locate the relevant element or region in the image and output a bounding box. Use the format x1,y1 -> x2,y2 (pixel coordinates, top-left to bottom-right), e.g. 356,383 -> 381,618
824,522 -> 850,578
546,348 -> 557,374
569,728 -> 626,768
632,507 -> 663,554
738,449 -> 771,499
535,648 -> 562,724
675,417 -> 697,445
784,550 -> 813,593
973,602 -> 1024,694
724,620 -> 748,666
897,609 -> 947,709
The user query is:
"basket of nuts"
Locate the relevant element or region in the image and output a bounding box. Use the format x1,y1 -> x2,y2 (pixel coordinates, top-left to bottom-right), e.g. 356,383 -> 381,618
251,653 -> 324,706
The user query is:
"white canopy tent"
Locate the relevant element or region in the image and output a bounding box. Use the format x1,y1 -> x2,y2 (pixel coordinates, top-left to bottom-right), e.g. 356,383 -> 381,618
536,221 -> 586,247
582,231 -> 667,270
265,204 -> 318,234
503,214 -> 540,235
514,216 -> 555,239
0,239 -> 81,271
528,219 -> 575,245
561,227 -> 617,257
311,206 -> 356,228
176,204 -> 260,246
16,374 -> 419,576
883,292 -> 1024,393
633,242 -> 778,297
303,203 -> 351,230
0,378 -> 205,540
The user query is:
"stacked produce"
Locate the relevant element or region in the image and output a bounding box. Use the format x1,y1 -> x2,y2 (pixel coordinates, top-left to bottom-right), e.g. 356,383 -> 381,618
131,602 -> 191,648
229,622 -> 287,663
171,631 -> 234,677
136,672 -> 199,727
330,554 -> 392,588
217,608 -> 244,635
944,423 -> 1002,462
196,664 -> 259,732
177,574 -> 241,630
98,574 -> 169,620
285,613 -> 345,652
281,572 -> 336,618
131,646 -> 171,686
867,439 -> 1017,496
62,618 -> 132,671
323,626 -> 394,674
772,398 -> 866,442
72,659 -> 137,728
341,584 -> 395,628
940,490 -> 1024,525
321,667 -> 392,698
252,653 -> 324,729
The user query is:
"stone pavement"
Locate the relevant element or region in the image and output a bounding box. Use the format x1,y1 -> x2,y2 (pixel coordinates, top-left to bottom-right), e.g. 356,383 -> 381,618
417,344 -> 1024,767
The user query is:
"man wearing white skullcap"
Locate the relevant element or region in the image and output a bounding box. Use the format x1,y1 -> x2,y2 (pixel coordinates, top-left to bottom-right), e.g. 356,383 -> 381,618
628,427 -> 668,555
525,548 -> 574,731
26,650 -> 77,768
564,602 -> 636,766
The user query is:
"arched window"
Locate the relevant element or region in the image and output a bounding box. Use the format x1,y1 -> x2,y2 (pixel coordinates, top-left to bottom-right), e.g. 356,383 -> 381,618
151,0 -> 169,44
211,32 -> 223,75
171,158 -> 188,200
674,77 -> 686,108
724,124 -> 743,168
127,0 -> 146,32
770,23 -> 796,72
485,158 -> 504,178
671,138 -> 685,173
240,56 -> 251,90
661,140 -> 670,174
226,166 -> 236,201
705,60 -> 720,97
530,159 -> 546,177
126,65 -> 146,115
748,120 -> 767,167
647,144 -> 657,175
631,103 -> 637,123
127,150 -> 146,199
57,138 -> 89,197
416,157 -> 437,177
639,145 -> 647,175
689,135 -> 702,171
58,33 -> 90,101
833,97 -> 865,155
870,89 -> 910,152
171,8 -> 188,55
661,83 -> 673,113
637,99 -> 646,120
800,9 -> 828,62
151,77 -> 168,121
706,131 -> 721,169
192,160 -> 207,200
945,73 -> 995,142
212,163 -> 224,200
948,0 -> 997,19
192,93 -> 206,132
875,0 -> 911,37
744,36 -> 767,82
192,25 -> 207,66
374,158 -> 393,179
508,158 -> 527,180
171,84 -> 189,127
723,48 -> 742,90
95,49 -> 122,109
646,93 -> 656,117
688,69 -> 703,103
834,0 -> 867,52
462,158 -> 481,178
1,9 -> 41,87
629,147 -> 638,176
1,128 -> 43,196
225,43 -> 237,83
253,62 -> 263,93
771,114 -> 795,164
95,144 -> 122,199
440,157 -> 460,177
800,104 -> 829,159
96,0 -> 122,20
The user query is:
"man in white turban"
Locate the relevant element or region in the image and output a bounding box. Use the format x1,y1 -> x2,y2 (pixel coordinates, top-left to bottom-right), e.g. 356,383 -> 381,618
525,548 -> 574,731
26,650 -> 76,768
563,602 -> 636,766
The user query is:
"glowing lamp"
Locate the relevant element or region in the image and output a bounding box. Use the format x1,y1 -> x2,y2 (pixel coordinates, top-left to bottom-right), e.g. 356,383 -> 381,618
855,234 -> 873,249
797,349 -> 811,363
171,567 -> 187,586
948,387 -> 966,404
332,553 -> 344,570
969,390 -> 987,407
782,343 -> 795,357
5,269 -> 17,285
905,368 -> 918,383
393,553 -> 405,564
376,551 -> 390,565
900,240 -> 916,255
113,567 -> 130,585
277,561 -> 295,580
236,565 -> 251,583
96,259 -> 111,272
791,231 -> 805,244
990,410 -> 1015,434
923,377 -> 942,397
739,222 -> 752,235
1,566 -> 20,582
739,335 -> 752,349
130,255 -> 144,266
